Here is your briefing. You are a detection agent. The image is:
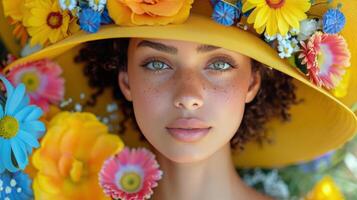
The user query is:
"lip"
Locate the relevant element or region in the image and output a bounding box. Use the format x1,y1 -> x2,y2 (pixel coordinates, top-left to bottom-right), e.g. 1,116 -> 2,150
166,118 -> 211,143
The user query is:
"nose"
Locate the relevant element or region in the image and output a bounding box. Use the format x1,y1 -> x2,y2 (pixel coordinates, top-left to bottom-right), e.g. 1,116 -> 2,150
173,71 -> 204,111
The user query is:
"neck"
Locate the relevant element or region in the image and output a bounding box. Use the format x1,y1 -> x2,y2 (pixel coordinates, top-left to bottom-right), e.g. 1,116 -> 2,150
151,143 -> 249,200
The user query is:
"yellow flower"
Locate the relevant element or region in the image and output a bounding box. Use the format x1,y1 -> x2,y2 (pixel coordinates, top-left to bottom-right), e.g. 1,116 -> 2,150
3,0 -> 25,21
107,0 -> 194,26
243,0 -> 311,36
332,69 -> 350,98
32,112 -> 124,199
3,0 -> 29,46
22,0 -> 79,46
305,176 -> 345,200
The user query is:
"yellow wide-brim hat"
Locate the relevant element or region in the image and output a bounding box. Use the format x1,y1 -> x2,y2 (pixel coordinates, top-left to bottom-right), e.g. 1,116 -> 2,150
1,0 -> 357,168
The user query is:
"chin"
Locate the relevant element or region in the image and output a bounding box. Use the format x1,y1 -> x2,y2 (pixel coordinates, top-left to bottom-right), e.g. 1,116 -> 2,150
159,146 -> 214,164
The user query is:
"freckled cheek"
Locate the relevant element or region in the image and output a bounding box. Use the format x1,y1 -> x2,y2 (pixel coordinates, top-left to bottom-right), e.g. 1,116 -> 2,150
130,80 -> 170,131
209,81 -> 248,130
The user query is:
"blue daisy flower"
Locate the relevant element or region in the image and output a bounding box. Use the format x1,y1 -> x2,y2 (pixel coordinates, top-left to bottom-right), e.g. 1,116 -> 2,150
0,171 -> 33,200
212,1 -> 236,26
0,76 -> 45,173
322,8 -> 346,34
79,8 -> 102,33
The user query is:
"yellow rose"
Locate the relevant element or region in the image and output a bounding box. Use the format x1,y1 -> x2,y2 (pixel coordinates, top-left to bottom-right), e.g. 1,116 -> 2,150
107,0 -> 194,26
32,112 -> 124,199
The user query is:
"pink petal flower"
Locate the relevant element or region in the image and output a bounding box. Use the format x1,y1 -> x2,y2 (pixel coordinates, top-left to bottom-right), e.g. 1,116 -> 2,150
7,59 -> 65,111
299,32 -> 350,89
99,147 -> 163,200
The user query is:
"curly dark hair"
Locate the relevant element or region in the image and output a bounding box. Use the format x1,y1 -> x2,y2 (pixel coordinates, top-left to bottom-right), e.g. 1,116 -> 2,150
75,38 -> 299,150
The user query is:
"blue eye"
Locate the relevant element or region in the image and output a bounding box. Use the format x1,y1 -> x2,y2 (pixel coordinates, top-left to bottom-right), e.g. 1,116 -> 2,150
208,61 -> 233,71
144,60 -> 170,71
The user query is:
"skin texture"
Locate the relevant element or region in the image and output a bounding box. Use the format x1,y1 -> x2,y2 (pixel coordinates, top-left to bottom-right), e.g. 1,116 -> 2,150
118,38 -> 272,199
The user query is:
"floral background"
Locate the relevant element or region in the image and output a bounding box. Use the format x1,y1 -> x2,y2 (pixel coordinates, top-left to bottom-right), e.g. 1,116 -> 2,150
1,0 -> 357,199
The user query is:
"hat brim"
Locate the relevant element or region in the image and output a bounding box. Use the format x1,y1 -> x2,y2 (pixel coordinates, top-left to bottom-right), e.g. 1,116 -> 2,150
4,13 -> 357,168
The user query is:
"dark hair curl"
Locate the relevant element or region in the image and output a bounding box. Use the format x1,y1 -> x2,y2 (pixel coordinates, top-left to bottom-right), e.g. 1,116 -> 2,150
75,38 -> 299,150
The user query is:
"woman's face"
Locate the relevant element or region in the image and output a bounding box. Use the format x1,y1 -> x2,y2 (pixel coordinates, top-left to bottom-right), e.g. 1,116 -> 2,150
119,38 -> 261,163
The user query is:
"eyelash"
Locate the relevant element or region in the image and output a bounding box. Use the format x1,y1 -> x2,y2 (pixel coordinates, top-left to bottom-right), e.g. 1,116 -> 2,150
207,56 -> 238,72
140,57 -> 171,72
140,56 -> 238,72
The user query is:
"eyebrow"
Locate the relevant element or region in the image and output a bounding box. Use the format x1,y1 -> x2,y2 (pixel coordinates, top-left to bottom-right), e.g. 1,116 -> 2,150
136,40 -> 221,54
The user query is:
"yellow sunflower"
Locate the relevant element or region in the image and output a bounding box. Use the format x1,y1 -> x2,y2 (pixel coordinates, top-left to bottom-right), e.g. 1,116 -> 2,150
243,0 -> 311,36
22,0 -> 78,46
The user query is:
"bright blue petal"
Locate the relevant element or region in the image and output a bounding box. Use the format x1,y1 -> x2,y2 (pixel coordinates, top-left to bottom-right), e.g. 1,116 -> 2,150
14,94 -> 30,114
20,95 -> 30,107
2,141 -> 19,172
79,8 -> 102,33
322,8 -> 346,34
0,76 -> 14,96
24,106 -> 43,121
0,142 -> 5,173
18,138 -> 33,155
6,84 -> 26,116
0,161 -> 4,173
0,171 -> 34,199
11,138 -> 28,170
21,121 -> 46,134
212,2 -> 236,26
13,172 -> 34,199
0,105 -> 3,118
17,130 -> 40,148
14,106 -> 35,122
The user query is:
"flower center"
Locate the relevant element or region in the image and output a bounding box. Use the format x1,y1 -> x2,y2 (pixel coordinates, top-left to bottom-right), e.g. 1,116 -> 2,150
20,72 -> 41,92
120,172 -> 142,193
266,0 -> 285,9
316,44 -> 333,75
47,12 -> 63,29
70,159 -> 84,183
0,116 -> 20,139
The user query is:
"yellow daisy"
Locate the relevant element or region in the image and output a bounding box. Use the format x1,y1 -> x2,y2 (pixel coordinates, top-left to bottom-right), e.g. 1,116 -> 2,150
22,0 -> 78,46
243,0 -> 311,36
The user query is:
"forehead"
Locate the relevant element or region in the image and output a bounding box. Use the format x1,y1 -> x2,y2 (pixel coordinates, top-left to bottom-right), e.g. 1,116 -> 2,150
128,38 -> 243,56
127,38 -> 252,65
130,38 -> 208,49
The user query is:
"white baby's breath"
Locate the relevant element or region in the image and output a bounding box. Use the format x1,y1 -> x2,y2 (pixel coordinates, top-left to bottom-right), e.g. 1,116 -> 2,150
59,0 -> 77,11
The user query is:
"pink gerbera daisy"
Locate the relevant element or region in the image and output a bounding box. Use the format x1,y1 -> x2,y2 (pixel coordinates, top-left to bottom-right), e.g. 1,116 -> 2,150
299,32 -> 350,89
7,59 -> 65,112
99,147 -> 163,200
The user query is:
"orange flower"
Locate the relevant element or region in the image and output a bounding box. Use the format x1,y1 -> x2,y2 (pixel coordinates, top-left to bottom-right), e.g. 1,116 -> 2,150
3,0 -> 29,46
107,0 -> 194,26
32,112 -> 124,199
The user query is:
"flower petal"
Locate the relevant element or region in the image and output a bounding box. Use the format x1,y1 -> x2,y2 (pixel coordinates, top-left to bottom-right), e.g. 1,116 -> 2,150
254,6 -> 269,29
24,106 -> 43,121
0,141 -> 5,173
14,105 -> 35,122
6,83 -> 26,115
11,138 -> 28,169
17,130 -> 40,148
0,76 -> 14,96
21,120 -> 46,134
2,141 -> 19,172
0,105 -> 4,118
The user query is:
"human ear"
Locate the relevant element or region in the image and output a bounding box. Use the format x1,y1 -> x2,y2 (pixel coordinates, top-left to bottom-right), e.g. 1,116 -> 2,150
245,69 -> 261,103
118,71 -> 132,101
